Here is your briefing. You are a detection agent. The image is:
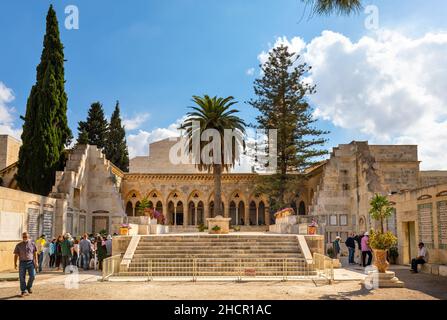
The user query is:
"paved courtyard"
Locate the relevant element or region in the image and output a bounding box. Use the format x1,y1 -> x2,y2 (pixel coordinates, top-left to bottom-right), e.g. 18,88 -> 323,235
0,266 -> 446,300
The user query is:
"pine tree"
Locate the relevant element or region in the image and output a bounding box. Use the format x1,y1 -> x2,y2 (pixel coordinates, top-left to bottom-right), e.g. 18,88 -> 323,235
77,102 -> 109,149
16,5 -> 72,196
76,128 -> 89,145
248,45 -> 328,211
104,101 -> 129,172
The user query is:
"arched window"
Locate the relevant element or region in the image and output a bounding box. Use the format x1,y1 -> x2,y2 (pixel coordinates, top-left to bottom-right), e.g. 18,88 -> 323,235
125,201 -> 133,216
298,201 -> 306,215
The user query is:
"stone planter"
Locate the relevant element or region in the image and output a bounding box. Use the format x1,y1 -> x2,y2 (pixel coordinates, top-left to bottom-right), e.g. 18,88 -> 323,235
373,249 -> 389,273
207,216 -> 231,234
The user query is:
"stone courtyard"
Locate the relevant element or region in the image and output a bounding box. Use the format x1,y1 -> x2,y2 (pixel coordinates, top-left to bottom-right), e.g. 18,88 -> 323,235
0,266 -> 446,300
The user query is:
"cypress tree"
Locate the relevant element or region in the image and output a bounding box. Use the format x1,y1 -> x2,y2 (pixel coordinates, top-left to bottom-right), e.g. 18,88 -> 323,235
248,45 -> 328,211
104,101 -> 129,172
16,5 -> 72,196
77,102 -> 109,149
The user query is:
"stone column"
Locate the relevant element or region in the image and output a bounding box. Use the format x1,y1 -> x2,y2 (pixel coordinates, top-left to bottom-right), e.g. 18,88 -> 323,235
235,206 -> 239,225
265,207 -> 270,226
224,202 -> 230,218
183,203 -> 189,227
204,202 -> 210,228
174,205 -> 177,226
244,204 -> 249,226
194,203 -> 198,226
256,205 -> 259,226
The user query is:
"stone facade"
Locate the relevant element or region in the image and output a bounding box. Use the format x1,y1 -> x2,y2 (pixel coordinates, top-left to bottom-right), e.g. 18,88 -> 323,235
389,184 -> 447,265
2,136 -> 447,267
0,135 -> 21,171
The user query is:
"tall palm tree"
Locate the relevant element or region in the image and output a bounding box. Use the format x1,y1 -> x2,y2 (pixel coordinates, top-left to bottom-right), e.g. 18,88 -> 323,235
179,95 -> 246,217
305,0 -> 363,15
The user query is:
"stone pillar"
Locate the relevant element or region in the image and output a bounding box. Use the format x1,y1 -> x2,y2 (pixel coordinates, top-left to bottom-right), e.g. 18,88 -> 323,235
174,205 -> 177,226
244,204 -> 249,226
235,206 -> 239,225
183,203 -> 189,227
194,203 -> 198,226
224,202 -> 230,218
256,205 -> 259,226
265,207 -> 270,226
204,202 -> 210,227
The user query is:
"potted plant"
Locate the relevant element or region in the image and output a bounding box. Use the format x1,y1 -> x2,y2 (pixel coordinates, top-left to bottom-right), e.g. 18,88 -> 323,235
210,225 -> 222,234
327,246 -> 334,258
307,219 -> 318,235
389,246 -> 399,265
368,194 -> 398,273
233,225 -> 241,232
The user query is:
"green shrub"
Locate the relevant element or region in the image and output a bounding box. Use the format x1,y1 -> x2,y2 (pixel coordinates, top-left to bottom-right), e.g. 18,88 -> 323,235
212,225 -> 221,232
197,224 -> 207,232
369,229 -> 397,250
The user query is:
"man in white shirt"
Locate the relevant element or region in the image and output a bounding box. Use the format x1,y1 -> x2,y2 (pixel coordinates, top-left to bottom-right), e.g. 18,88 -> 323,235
411,242 -> 428,273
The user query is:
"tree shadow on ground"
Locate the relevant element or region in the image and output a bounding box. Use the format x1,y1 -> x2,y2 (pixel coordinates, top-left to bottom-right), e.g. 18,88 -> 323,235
319,285 -> 373,300
392,269 -> 447,300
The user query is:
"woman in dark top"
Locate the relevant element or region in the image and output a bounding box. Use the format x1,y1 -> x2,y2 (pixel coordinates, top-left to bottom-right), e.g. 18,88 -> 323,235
96,236 -> 107,271
55,235 -> 63,271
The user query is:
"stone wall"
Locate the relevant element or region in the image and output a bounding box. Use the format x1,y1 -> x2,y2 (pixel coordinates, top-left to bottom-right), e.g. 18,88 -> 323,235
309,142 -> 421,246
390,184 -> 447,265
0,187 -> 59,272
0,135 -> 21,170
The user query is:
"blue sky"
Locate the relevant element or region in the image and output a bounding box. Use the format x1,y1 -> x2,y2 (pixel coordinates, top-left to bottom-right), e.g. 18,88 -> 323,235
1,0 -> 447,169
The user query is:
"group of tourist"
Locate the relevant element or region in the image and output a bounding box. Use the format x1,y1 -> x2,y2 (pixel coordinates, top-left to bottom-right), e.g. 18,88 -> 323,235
35,233 -> 113,272
13,231 -> 114,297
332,232 -> 373,267
333,233 -> 429,272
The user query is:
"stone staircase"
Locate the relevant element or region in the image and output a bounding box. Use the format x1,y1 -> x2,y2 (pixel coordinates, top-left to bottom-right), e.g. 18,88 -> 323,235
118,234 -> 317,277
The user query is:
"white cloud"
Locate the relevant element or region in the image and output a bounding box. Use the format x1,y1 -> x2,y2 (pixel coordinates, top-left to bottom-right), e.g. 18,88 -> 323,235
246,68 -> 255,76
127,117 -> 185,158
259,30 -> 447,170
0,82 -> 21,140
123,113 -> 150,131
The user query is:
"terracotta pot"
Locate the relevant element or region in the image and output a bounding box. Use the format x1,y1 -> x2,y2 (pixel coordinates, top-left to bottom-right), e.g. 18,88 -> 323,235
307,226 -> 317,235
119,227 -> 129,236
373,249 -> 389,273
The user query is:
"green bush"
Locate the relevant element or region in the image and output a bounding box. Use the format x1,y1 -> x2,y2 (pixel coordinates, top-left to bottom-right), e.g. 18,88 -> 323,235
212,225 -> 221,232
197,224 -> 207,232
369,229 -> 397,250
327,247 -> 334,258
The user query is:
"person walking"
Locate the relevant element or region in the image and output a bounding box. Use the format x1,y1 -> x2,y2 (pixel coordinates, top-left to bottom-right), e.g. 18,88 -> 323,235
345,233 -> 356,265
79,234 -> 91,270
354,233 -> 363,266
49,238 -> 56,268
105,235 -> 113,258
96,236 -> 107,271
72,239 -> 80,267
55,235 -> 63,270
13,232 -> 38,297
35,234 -> 46,273
60,234 -> 73,272
361,231 -> 373,267
332,236 -> 341,259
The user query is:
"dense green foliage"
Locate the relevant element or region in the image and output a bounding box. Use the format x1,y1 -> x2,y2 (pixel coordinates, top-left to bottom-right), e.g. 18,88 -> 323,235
77,102 -> 109,149
16,5 -> 72,196
104,101 -> 129,172
249,45 -> 328,211
180,95 -> 246,216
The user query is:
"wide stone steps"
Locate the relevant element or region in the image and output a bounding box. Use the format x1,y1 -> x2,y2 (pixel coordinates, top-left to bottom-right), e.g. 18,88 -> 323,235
119,235 -> 314,278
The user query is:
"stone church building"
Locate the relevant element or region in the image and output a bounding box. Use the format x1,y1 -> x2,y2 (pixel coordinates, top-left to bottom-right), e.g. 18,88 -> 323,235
1,134 -> 447,269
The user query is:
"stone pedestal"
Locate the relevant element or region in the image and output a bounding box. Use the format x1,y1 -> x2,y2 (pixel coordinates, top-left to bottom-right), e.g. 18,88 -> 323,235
363,270 -> 405,288
207,215 -> 231,234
